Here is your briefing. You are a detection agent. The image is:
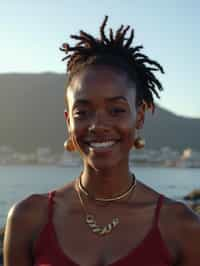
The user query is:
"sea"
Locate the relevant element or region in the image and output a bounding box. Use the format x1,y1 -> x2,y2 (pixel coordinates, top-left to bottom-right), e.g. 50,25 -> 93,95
0,165 -> 200,227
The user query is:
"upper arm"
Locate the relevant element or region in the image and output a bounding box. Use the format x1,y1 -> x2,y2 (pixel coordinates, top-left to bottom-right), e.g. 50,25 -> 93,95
176,203 -> 200,266
3,195 -> 45,266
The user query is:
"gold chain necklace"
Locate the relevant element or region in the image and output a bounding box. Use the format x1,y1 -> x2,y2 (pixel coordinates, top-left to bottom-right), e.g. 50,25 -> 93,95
78,174 -> 136,202
75,174 -> 137,236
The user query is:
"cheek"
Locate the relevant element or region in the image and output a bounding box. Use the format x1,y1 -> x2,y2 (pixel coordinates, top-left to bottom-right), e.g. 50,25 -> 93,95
69,127 -> 84,154
120,120 -> 136,145
68,113 -> 81,133
69,120 -> 86,144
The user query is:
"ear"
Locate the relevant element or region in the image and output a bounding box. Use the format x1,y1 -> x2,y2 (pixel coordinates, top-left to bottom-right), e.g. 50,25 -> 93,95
135,104 -> 145,129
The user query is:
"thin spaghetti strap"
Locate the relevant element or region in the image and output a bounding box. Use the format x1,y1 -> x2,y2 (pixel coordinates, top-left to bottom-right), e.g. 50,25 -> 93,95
154,194 -> 164,227
48,190 -> 56,221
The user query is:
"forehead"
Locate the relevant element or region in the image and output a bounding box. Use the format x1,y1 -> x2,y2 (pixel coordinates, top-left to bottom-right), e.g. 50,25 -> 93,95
67,65 -> 136,108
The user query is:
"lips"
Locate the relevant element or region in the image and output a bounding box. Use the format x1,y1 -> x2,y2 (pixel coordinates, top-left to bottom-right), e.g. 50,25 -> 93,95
89,141 -> 116,148
84,139 -> 120,153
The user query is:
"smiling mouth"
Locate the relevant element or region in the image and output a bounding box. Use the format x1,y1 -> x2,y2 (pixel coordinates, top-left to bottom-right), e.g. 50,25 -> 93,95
89,141 -> 116,148
84,139 -> 120,151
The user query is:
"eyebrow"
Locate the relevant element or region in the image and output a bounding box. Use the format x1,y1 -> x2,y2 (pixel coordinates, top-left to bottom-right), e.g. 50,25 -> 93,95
107,96 -> 128,102
73,99 -> 90,106
73,96 -> 128,106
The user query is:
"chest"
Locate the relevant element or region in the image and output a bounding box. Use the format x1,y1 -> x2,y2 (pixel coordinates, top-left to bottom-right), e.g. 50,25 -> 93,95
51,208 -> 175,266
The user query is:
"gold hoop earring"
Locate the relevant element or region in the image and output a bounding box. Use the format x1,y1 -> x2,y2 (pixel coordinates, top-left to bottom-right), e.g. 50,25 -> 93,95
134,136 -> 145,149
64,137 -> 76,152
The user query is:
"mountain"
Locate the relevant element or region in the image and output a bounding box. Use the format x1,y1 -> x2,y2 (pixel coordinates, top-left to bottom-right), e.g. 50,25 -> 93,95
0,73 -> 199,152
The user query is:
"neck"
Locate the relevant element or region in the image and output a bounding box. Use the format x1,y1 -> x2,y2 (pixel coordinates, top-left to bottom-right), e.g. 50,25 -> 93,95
80,163 -> 133,199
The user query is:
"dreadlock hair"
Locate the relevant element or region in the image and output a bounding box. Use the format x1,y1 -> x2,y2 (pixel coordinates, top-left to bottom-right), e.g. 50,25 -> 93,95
60,16 -> 164,113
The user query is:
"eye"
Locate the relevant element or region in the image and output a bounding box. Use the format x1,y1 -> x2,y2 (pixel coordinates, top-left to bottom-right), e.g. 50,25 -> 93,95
73,109 -> 90,119
74,110 -> 87,116
110,107 -> 126,115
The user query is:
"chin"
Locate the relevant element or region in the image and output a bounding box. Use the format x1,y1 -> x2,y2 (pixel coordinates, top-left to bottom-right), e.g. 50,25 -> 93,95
85,157 -> 126,171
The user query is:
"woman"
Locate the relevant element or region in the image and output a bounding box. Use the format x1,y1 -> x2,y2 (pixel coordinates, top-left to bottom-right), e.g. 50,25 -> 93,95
4,16 -> 200,266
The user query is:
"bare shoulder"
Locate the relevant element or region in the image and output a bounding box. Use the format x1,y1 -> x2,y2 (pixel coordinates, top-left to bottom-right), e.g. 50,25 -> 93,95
162,196 -> 200,266
6,179 -> 75,228
3,193 -> 49,265
5,193 -> 49,246
162,196 -> 200,226
4,180 -> 76,265
7,193 -> 49,229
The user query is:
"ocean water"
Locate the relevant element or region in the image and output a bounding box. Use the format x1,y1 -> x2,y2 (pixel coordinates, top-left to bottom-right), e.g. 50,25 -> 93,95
0,165 -> 200,227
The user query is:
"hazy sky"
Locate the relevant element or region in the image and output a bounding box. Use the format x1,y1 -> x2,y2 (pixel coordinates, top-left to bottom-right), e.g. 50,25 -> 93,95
1,0 -> 200,118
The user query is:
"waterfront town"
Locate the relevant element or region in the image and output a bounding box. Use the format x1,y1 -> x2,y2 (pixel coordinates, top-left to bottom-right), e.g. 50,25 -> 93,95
0,145 -> 200,168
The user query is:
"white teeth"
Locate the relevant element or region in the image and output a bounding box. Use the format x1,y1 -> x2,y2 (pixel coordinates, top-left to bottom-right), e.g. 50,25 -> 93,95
90,141 -> 115,148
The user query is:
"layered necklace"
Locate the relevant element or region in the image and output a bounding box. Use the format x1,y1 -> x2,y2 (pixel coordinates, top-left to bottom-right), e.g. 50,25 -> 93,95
75,173 -> 137,236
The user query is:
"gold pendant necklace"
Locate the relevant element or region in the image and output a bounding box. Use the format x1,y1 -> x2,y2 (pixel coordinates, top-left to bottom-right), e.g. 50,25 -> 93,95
75,174 -> 137,236
86,214 -> 119,236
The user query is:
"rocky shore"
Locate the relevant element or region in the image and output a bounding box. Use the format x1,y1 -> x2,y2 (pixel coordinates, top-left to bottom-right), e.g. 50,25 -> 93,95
1,190 -> 200,265
183,189 -> 200,215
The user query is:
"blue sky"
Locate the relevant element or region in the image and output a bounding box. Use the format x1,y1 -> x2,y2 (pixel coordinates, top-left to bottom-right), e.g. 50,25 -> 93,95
0,0 -> 200,118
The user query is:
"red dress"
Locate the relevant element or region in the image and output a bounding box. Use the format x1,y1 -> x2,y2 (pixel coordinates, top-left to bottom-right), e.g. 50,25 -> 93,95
34,191 -> 172,266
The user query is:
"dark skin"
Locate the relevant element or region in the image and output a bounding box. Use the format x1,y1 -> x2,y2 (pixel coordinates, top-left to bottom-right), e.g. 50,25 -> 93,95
4,65 -> 200,266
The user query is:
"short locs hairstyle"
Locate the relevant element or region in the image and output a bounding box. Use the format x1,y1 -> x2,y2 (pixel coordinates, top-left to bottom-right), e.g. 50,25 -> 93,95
60,16 -> 164,113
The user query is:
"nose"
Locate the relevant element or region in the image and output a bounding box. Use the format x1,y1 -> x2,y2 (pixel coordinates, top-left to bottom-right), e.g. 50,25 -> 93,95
88,110 -> 111,133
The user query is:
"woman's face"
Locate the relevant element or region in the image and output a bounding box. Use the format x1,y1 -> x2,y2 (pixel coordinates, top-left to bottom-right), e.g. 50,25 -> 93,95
65,65 -> 144,170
